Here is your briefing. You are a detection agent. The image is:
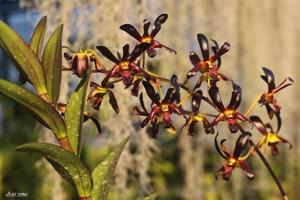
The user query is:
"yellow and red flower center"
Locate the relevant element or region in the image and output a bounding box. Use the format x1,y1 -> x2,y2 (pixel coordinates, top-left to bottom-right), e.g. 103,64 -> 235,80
120,61 -> 130,70
199,61 -> 211,73
224,110 -> 235,118
141,37 -> 153,43
161,104 -> 169,112
228,157 -> 237,166
265,92 -> 274,102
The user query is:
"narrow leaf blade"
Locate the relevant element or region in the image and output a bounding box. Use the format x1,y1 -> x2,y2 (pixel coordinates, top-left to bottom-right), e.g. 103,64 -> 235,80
65,68 -> 91,155
0,79 -> 66,139
144,193 -> 159,200
42,24 -> 63,104
30,16 -> 47,59
16,143 -> 92,198
0,20 -> 47,95
91,137 -> 129,200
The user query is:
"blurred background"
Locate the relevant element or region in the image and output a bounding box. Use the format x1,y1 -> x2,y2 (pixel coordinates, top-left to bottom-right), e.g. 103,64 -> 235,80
0,0 -> 299,199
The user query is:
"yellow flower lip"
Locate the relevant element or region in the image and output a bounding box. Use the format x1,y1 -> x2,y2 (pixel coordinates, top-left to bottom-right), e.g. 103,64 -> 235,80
224,110 -> 235,118
228,157 -> 237,166
141,37 -> 152,43
95,87 -> 108,94
267,133 -> 281,144
120,61 -> 129,70
194,114 -> 204,121
161,104 -> 169,112
166,126 -> 176,134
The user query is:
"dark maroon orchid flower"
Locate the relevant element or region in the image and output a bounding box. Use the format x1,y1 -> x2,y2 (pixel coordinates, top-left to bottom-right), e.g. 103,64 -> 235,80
133,81 -> 184,138
120,13 -> 176,58
64,48 -> 106,77
208,82 -> 248,133
96,43 -> 150,87
186,33 -> 230,89
215,132 -> 254,180
250,115 -> 292,156
57,103 -> 102,133
259,67 -> 294,119
87,81 -> 119,113
181,90 -> 212,135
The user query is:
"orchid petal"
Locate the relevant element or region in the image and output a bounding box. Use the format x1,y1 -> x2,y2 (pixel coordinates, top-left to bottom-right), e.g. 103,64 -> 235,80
197,33 -> 209,61
120,24 -> 142,41
233,132 -> 252,159
250,115 -> 268,135
129,43 -> 151,62
228,82 -> 242,110
208,85 -> 225,111
96,46 -> 119,64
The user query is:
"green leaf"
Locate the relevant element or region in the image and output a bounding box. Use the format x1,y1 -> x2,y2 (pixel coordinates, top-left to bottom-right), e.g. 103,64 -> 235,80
143,193 -> 159,200
0,20 -> 47,95
91,136 -> 129,200
0,79 -> 66,139
46,157 -> 74,183
42,24 -> 63,104
30,16 -> 47,60
16,143 -> 92,198
20,16 -> 47,85
65,69 -> 91,155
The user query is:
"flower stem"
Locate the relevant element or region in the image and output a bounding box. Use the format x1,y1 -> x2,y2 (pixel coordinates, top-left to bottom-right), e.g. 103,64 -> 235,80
249,139 -> 288,200
177,93 -> 192,106
244,94 -> 262,116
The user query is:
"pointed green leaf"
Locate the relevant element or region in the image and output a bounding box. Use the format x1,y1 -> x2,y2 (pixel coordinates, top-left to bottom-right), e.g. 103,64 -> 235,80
0,20 -> 47,95
42,24 -> 63,104
0,79 -> 66,139
30,16 -> 47,60
65,69 -> 91,155
16,143 -> 92,198
91,136 -> 129,200
46,157 -> 74,183
144,193 -> 159,200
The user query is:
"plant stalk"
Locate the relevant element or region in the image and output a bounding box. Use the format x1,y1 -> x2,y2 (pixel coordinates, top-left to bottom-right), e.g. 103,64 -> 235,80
58,137 -> 74,153
249,139 -> 288,200
79,197 -> 91,200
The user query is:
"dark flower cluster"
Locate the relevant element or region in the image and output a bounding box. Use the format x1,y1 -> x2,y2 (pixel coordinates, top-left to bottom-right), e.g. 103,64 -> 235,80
63,13 -> 294,187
